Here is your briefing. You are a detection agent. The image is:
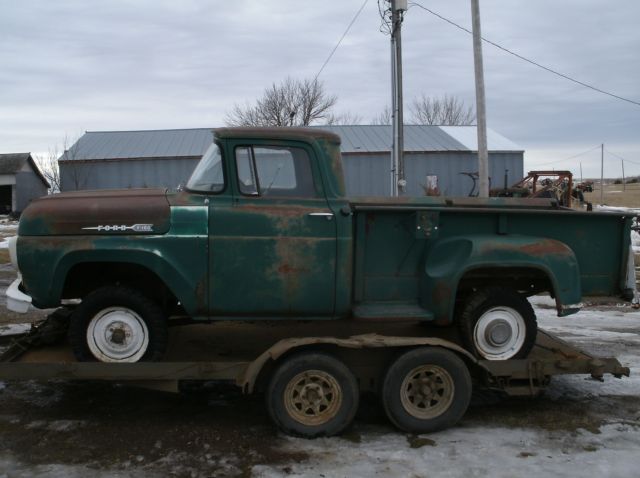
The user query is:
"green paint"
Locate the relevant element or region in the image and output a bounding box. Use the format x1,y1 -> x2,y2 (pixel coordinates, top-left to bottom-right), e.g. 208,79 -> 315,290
15,128 -> 634,323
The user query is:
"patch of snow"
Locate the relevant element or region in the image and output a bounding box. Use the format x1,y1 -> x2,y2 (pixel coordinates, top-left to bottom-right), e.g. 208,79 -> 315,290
253,424 -> 640,478
596,205 -> 640,214
25,419 -> 86,432
0,323 -> 31,336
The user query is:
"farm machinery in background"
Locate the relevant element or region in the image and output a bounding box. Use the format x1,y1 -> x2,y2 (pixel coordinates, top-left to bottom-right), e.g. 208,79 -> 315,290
462,170 -> 591,209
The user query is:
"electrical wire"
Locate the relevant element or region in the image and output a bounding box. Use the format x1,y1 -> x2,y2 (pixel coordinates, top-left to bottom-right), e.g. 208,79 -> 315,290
606,149 -> 640,167
313,0 -> 370,82
409,2 -> 640,108
534,145 -> 601,166
378,0 -> 392,35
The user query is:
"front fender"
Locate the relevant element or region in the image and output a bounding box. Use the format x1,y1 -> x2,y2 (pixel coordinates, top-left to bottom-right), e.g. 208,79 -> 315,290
421,234 -> 581,324
18,235 -> 207,316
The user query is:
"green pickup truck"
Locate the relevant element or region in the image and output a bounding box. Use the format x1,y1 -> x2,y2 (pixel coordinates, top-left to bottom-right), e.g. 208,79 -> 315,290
7,127 -> 637,365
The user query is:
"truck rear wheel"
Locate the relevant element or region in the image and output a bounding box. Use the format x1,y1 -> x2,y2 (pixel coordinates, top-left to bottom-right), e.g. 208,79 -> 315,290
69,286 -> 168,363
458,287 -> 537,360
266,352 -> 359,438
382,347 -> 472,433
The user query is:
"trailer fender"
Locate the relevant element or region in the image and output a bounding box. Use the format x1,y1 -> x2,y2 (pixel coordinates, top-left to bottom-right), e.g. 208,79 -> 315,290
238,333 -> 480,393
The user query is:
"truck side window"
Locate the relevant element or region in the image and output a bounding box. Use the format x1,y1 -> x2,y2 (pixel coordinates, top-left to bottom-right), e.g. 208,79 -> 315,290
235,146 -> 317,198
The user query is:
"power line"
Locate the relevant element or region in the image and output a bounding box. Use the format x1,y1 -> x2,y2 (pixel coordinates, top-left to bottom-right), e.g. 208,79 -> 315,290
313,0 -> 370,82
606,149 -> 640,167
534,145 -> 601,166
409,2 -> 640,108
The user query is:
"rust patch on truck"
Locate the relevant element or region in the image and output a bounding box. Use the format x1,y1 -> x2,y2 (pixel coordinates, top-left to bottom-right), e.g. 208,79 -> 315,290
519,240 -> 570,256
20,189 -> 171,236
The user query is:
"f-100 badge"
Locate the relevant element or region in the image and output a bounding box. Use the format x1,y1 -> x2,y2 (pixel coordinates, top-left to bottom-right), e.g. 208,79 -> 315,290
82,224 -> 154,232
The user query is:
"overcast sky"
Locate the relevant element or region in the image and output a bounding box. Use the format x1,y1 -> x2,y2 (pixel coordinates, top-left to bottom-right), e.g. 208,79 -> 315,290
1,0 -> 639,178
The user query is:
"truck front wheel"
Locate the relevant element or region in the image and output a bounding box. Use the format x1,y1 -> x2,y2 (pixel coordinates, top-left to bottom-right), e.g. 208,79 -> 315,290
458,287 -> 537,360
266,352 -> 359,438
69,286 -> 168,363
382,347 -> 472,433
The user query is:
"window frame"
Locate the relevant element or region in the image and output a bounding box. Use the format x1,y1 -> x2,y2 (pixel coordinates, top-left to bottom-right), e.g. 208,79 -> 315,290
184,141 -> 228,195
233,143 -> 320,199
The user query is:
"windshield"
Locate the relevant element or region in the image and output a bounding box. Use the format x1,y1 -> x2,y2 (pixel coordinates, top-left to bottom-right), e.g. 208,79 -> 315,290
186,143 -> 225,192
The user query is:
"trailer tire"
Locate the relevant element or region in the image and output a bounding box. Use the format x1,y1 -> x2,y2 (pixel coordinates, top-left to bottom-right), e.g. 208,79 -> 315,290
382,347 -> 471,433
458,287 -> 537,360
266,352 -> 359,438
69,286 -> 167,363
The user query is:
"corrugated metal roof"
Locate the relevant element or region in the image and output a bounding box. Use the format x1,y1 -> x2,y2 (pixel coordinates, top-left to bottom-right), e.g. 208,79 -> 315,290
61,128 -> 215,161
0,153 -> 50,187
318,125 -> 522,153
0,153 -> 30,174
61,125 -> 522,161
438,126 -> 521,152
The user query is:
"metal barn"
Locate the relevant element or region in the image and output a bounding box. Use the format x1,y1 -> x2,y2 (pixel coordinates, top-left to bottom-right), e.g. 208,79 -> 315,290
0,153 -> 50,214
59,126 -> 523,197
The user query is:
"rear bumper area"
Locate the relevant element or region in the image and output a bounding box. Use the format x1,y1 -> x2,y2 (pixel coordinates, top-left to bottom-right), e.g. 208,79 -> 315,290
6,276 -> 32,313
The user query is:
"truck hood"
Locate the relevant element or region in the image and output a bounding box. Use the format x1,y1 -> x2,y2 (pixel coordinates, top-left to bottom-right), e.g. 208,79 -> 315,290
18,189 -> 171,236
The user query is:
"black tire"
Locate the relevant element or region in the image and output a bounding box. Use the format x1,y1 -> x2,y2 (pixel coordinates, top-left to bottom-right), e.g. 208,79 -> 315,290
69,286 -> 168,362
382,347 -> 472,433
458,287 -> 537,360
266,352 -> 359,438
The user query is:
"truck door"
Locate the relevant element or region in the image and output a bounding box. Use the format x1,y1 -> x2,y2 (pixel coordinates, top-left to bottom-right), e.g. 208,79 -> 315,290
209,141 -> 337,317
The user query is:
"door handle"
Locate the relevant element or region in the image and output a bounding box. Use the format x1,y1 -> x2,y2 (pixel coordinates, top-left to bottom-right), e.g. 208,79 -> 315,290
308,212 -> 334,221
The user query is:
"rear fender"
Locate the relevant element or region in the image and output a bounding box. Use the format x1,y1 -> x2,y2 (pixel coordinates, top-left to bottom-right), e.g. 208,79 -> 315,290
421,235 -> 581,324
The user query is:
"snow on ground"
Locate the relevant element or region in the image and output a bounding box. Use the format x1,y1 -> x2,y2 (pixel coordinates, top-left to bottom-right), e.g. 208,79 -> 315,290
254,423 -> 640,478
0,323 -> 31,337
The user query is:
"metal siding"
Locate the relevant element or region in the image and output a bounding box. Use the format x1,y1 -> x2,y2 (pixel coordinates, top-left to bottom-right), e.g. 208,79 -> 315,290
341,154 -> 391,196
345,151 -> 523,197
14,171 -> 48,212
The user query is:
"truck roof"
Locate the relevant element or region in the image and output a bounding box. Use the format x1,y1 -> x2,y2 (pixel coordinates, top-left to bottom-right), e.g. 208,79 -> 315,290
213,127 -> 341,144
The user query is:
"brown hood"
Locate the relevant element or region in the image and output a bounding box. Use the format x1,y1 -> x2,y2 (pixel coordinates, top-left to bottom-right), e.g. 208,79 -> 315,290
19,189 -> 171,236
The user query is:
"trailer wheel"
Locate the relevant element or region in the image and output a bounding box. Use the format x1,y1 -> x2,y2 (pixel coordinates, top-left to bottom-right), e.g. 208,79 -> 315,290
459,287 -> 537,360
382,347 -> 471,433
266,352 -> 359,438
69,286 -> 168,363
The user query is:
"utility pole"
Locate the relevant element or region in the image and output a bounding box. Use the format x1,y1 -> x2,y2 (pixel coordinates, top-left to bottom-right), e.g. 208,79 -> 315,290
580,162 -> 583,183
390,0 -> 407,196
600,143 -> 604,205
622,159 -> 626,191
471,0 -> 489,198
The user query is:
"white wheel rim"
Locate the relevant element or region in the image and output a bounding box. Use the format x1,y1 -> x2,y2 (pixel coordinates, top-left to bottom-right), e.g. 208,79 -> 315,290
86,307 -> 149,362
473,306 -> 525,360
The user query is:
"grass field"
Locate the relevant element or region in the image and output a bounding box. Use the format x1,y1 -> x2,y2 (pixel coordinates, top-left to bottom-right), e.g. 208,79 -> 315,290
583,182 -> 640,208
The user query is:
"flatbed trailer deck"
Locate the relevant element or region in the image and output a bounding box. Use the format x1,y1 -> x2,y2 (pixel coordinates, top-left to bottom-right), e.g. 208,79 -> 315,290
0,317 -> 629,437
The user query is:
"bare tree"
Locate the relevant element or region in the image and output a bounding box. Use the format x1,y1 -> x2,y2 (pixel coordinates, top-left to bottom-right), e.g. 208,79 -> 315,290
34,146 -> 61,193
324,111 -> 363,125
225,77 -> 338,127
371,105 -> 392,125
410,94 -> 476,125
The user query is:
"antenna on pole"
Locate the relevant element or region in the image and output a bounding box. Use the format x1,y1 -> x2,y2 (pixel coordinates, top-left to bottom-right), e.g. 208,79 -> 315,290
389,0 -> 407,196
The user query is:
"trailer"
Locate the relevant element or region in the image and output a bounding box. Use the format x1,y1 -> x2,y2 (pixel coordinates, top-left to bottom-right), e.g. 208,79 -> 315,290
0,311 -> 629,438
